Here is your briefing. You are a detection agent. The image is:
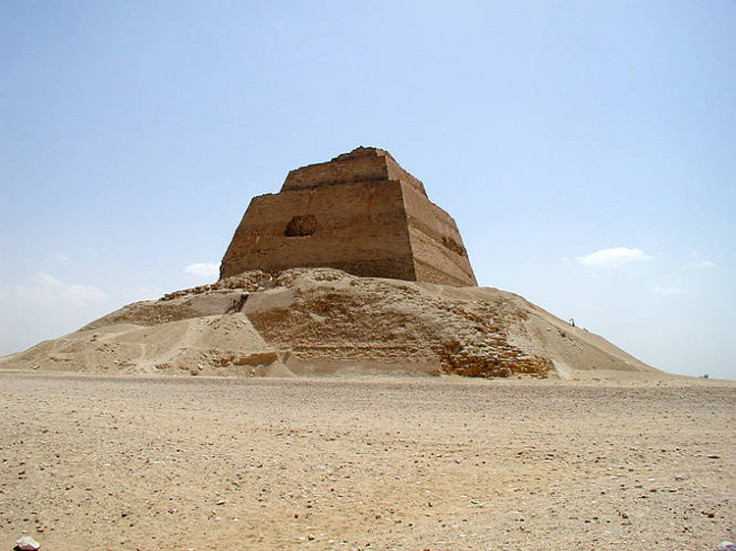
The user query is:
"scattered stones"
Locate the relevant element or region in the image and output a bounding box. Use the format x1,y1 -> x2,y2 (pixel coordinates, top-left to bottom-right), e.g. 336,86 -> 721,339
0,373 -> 733,549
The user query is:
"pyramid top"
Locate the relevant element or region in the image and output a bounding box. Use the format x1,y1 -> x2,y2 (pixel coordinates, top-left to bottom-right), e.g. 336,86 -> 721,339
281,146 -> 427,196
332,145 -> 390,161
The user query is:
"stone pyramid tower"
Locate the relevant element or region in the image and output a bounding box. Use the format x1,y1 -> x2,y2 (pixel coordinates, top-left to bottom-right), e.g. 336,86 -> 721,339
220,147 -> 477,286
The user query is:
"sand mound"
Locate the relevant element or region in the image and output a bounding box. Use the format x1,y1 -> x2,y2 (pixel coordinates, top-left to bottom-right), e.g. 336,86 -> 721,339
1,312 -> 290,377
1,268 -> 662,379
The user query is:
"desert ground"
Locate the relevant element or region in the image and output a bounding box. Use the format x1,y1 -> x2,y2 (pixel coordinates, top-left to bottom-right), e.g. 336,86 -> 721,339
0,370 -> 733,550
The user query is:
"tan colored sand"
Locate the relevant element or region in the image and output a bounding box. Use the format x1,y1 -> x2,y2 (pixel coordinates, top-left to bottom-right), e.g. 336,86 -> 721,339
0,268 -> 660,380
0,371 -> 733,550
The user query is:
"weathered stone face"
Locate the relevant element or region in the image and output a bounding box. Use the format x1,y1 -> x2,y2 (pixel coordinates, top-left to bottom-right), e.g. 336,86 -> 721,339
219,147 -> 477,286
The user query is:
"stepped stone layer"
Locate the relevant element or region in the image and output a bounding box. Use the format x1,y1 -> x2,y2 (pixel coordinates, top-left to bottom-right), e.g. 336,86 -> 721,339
220,147 -> 477,287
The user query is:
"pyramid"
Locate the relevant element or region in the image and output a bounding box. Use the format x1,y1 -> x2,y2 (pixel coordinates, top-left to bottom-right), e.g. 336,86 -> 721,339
220,147 -> 478,286
2,146 -> 663,380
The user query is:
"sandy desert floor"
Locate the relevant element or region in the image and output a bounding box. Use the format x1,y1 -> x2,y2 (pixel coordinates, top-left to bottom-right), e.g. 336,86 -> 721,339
0,371 -> 733,550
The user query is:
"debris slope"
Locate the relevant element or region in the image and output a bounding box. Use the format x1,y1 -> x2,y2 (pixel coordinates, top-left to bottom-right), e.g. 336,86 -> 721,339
0,268 -> 661,379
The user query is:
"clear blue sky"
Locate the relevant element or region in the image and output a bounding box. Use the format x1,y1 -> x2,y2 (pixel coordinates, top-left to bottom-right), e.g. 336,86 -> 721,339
2,1 -> 734,378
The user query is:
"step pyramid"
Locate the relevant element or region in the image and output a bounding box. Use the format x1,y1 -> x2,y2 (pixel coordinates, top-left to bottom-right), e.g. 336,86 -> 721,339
220,147 -> 477,286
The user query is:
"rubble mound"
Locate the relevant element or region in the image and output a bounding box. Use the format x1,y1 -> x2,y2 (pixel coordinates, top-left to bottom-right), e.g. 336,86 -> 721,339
1,268 -> 661,379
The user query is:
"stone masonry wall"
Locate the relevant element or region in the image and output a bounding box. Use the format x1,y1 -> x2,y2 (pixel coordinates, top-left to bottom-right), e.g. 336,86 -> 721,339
402,182 -> 477,286
220,147 -> 477,286
282,147 -> 427,197
220,180 -> 417,281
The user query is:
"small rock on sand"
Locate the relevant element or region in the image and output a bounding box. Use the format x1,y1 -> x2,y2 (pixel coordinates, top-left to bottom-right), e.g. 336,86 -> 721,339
15,536 -> 41,551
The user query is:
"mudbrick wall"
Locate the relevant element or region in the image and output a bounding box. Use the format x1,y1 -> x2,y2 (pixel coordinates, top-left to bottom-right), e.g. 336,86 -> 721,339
220,147 -> 477,286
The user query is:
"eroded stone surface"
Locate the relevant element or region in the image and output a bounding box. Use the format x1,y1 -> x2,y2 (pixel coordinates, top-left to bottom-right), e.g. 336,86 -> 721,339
220,147 -> 477,286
